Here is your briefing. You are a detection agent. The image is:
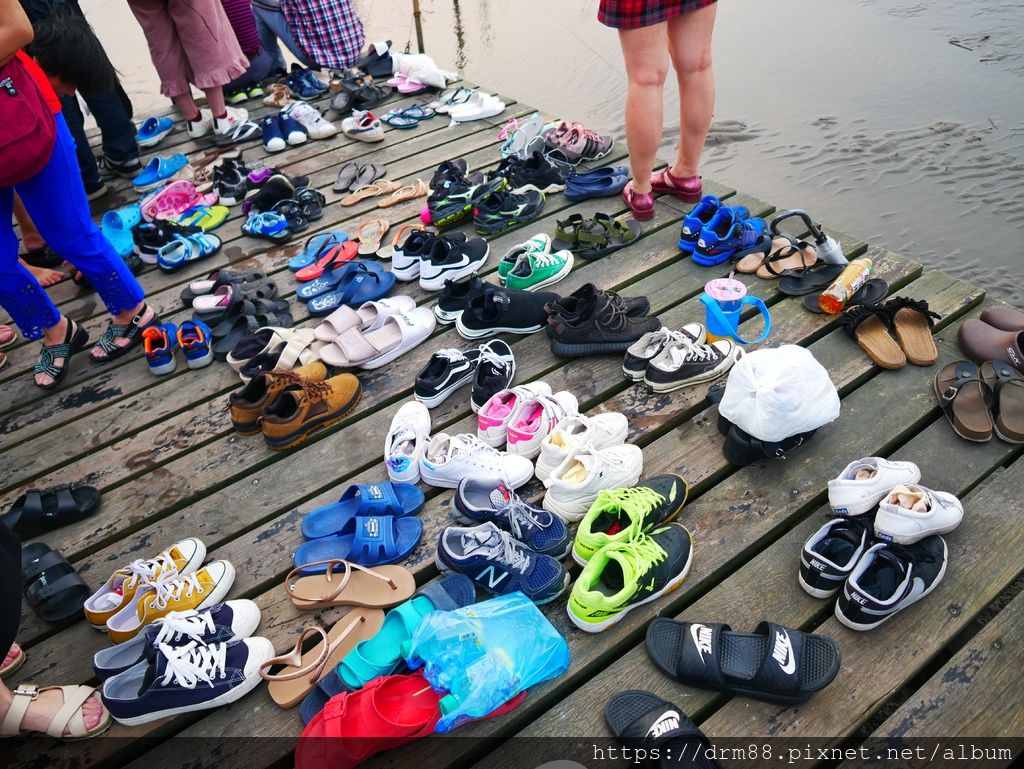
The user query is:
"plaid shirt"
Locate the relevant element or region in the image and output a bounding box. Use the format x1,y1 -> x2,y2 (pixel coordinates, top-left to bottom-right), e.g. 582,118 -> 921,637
280,0 -> 365,70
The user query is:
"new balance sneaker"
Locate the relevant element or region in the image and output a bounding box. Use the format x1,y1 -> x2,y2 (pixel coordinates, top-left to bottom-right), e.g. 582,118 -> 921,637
835,537 -> 947,631
454,478 -> 571,559
419,235 -> 490,291
506,391 -> 579,459
101,636 -> 275,725
435,522 -> 570,604
827,457 -> 922,516
622,325 -> 708,381
93,600 -> 262,681
535,411 -> 629,481
498,234 -> 551,283
414,347 -> 483,408
556,125 -> 614,165
798,515 -> 875,599
543,443 -> 644,522
505,249 -> 574,292
643,340 -> 741,392
572,475 -> 688,565
568,524 -> 693,632
456,287 -> 559,339
548,291 -> 661,358
477,381 -> 553,447
874,484 -> 963,544
473,188 -> 545,235
384,401 -> 431,483
505,150 -> 570,194
420,433 -> 534,488
433,273 -> 498,324
425,174 -> 506,229
471,339 -> 516,412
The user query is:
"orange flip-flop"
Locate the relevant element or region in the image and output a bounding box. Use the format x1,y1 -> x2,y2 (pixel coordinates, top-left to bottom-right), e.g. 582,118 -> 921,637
376,224 -> 422,259
294,241 -> 359,281
357,218 -> 390,255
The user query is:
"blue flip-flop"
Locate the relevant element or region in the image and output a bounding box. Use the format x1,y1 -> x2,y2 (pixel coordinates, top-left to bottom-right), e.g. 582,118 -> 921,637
301,482 -> 425,540
295,259 -> 385,301
133,153 -> 188,191
565,173 -> 629,201
292,516 -> 423,572
288,232 -> 349,271
101,204 -> 142,257
137,115 -> 175,148
306,265 -> 396,316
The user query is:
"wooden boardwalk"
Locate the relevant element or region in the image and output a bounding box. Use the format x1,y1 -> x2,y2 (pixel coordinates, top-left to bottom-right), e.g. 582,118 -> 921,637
2,81 -> 1022,769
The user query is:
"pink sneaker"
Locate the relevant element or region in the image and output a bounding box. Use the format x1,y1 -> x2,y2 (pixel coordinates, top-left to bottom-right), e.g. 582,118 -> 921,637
651,168 -> 703,203
477,382 -> 553,448
505,391 -> 578,459
622,180 -> 654,222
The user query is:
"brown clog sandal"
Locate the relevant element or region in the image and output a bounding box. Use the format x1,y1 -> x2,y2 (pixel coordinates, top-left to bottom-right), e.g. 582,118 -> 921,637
259,609 -> 385,708
1,684 -> 111,740
340,180 -> 402,207
377,179 -> 429,208
883,297 -> 941,366
736,236 -> 791,274
356,218 -> 391,255
755,239 -> 819,280
286,559 -> 416,609
934,360 -> 995,442
839,304 -> 907,369
980,360 -> 1024,443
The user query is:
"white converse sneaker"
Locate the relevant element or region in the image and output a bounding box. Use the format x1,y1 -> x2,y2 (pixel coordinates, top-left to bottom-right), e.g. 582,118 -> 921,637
420,433 -> 534,489
186,109 -> 214,140
476,381 -> 553,447
543,443 -> 644,522
535,411 -> 629,481
505,391 -> 578,459
874,484 -> 964,544
384,401 -> 431,483
827,457 -> 921,516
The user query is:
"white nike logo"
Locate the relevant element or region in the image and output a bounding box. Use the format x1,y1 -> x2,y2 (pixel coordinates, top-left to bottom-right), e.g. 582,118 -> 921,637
690,624 -> 713,664
772,629 -> 796,675
646,710 -> 681,739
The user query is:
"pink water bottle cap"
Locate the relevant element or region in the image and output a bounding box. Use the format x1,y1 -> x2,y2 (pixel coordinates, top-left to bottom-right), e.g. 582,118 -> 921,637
705,278 -> 747,302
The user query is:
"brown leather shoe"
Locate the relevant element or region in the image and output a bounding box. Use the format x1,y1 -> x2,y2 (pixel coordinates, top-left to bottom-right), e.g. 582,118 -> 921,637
261,373 -> 362,450
957,319 -> 1024,373
229,361 -> 327,434
980,306 -> 1024,333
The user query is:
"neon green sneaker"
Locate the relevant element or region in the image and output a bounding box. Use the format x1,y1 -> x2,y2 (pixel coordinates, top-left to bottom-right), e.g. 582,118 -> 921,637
567,524 -> 693,633
505,249 -> 574,292
572,474 -> 688,566
497,234 -> 550,282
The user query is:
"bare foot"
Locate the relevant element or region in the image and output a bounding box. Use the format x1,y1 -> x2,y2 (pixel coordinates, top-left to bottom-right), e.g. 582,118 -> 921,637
1,687 -> 106,736
2,642 -> 21,672
21,259 -> 66,287
90,304 -> 155,361
34,317 -> 71,388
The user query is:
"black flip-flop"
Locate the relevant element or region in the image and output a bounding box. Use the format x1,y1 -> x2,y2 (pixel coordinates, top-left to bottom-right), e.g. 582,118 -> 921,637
645,619 -> 841,705
803,277 -> 889,314
2,485 -> 101,539
352,163 -> 386,191
605,691 -> 722,769
777,263 -> 846,296
22,543 -> 91,625
333,162 -> 359,193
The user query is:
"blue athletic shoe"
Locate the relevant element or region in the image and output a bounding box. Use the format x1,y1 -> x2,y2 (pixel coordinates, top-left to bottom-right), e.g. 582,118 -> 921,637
453,477 -> 571,559
137,115 -> 174,148
284,67 -> 323,100
692,207 -> 768,266
678,195 -> 724,254
435,521 -> 570,604
142,322 -> 179,376
177,319 -> 214,369
278,112 -> 308,146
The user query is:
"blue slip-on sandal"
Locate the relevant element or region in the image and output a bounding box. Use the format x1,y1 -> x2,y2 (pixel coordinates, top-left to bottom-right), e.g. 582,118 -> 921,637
137,115 -> 174,148
132,153 -> 188,191
157,232 -> 222,272
293,516 -> 423,571
565,173 -> 629,201
301,483 -> 425,540
295,259 -> 386,301
101,204 -> 142,257
306,266 -> 396,316
288,231 -> 349,271
571,165 -> 629,182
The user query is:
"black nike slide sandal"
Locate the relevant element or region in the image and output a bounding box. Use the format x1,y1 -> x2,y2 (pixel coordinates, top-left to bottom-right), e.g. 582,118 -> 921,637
605,691 -> 722,769
645,619 -> 841,705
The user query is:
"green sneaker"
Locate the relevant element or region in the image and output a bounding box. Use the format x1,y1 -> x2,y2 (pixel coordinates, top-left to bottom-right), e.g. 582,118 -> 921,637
498,234 -> 551,282
247,83 -> 265,99
505,249 -> 574,292
568,523 -> 693,633
226,86 -> 249,105
572,474 -> 688,566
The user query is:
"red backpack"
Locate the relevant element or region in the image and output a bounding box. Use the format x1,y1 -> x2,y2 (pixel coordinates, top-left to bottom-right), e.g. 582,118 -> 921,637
0,53 -> 57,187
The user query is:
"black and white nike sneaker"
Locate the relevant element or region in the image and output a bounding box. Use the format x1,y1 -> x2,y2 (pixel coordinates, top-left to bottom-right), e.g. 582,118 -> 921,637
799,515 -> 874,599
393,230 -> 467,282
835,536 -> 947,631
505,151 -> 571,194
419,235 -> 490,292
643,339 -> 742,393
471,339 -> 515,412
414,347 -> 483,409
473,189 -> 546,235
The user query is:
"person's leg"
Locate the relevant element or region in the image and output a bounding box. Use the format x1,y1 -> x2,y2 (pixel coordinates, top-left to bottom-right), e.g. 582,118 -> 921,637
12,196 -> 66,284
56,94 -> 104,194
225,48 -> 273,91
82,88 -> 141,166
251,4 -> 317,68
666,4 -> 717,179
127,0 -> 196,103
253,8 -> 287,73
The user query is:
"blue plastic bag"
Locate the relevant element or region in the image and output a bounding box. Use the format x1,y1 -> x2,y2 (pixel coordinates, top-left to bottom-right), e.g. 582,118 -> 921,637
404,592 -> 570,732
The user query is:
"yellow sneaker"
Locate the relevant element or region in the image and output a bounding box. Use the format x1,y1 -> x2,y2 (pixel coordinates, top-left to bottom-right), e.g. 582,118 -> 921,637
106,560 -> 236,644
83,538 -> 206,629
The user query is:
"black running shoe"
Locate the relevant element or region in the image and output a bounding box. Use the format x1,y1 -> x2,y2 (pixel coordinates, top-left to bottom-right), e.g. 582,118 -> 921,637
456,287 -> 559,339
473,188 -> 545,235
433,274 -> 499,325
214,163 -> 248,206
471,339 -> 515,412
429,158 -> 469,190
506,151 -> 570,194
643,339 -> 740,393
835,536 -> 947,631
799,514 -> 875,599
415,346 -> 483,409
427,175 -> 507,229
548,292 -> 660,358
546,283 -> 650,325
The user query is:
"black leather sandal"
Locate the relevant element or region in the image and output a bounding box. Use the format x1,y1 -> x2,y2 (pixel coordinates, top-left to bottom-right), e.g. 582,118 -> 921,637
2,484 -> 101,538
22,543 -> 91,624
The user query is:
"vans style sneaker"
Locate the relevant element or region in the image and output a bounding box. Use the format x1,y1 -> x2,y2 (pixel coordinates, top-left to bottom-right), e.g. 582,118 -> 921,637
643,339 -> 741,392
454,478 -> 570,559
835,537 -> 947,631
623,325 -> 707,381
420,433 -> 534,489
477,381 -> 553,447
543,443 -> 644,523
827,457 -> 922,516
471,340 -> 516,412
415,346 -> 483,408
101,636 -> 274,726
535,411 -> 629,481
384,401 -> 432,484
506,391 -> 579,459
84,538 -> 207,629
798,515 -> 875,599
874,484 -> 963,544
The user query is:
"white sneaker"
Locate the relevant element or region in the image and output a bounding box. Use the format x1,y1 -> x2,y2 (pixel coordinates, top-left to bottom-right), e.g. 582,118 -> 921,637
827,457 -> 921,516
535,411 -> 629,481
476,381 -> 552,447
186,108 -> 214,140
285,102 -> 338,139
543,443 -> 644,522
420,433 -> 534,489
874,484 -> 964,544
214,107 -> 260,146
505,391 -> 578,459
384,401 -> 431,483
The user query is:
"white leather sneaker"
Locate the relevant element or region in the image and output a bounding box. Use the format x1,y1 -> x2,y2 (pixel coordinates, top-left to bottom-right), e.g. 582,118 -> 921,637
476,381 -> 552,447
535,412 -> 629,481
827,457 -> 921,516
384,401 -> 431,483
420,433 -> 534,488
874,484 -> 964,544
542,443 -> 644,522
505,391 -> 578,459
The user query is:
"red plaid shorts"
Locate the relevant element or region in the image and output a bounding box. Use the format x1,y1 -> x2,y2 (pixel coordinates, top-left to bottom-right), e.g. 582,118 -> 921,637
599,0 -> 717,29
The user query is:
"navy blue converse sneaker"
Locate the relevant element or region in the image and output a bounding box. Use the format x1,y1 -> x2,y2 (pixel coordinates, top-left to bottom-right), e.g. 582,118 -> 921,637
101,636 -> 274,725
93,600 -> 262,681
435,521 -> 570,604
798,515 -> 874,599
454,477 -> 571,559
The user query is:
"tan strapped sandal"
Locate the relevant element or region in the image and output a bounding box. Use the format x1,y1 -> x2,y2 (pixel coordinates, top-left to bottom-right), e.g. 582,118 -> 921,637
1,684 -> 112,740
377,179 -> 429,209
340,180 -> 403,207
259,609 -> 384,708
286,559 -> 415,610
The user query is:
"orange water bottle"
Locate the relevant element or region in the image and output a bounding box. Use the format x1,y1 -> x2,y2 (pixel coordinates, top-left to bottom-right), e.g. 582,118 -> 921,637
819,257 -> 874,314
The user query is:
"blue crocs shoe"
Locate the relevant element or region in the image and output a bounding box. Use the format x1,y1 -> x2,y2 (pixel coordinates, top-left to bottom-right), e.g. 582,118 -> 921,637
132,153 -> 189,192
101,204 -> 142,257
136,115 -> 174,148
177,319 -> 214,369
142,323 -> 179,375
692,207 -> 768,266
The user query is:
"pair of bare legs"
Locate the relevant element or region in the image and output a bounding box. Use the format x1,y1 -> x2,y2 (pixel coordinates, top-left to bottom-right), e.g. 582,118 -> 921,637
618,4 -> 717,195
1,643 -> 105,735
173,86 -> 227,123
12,196 -> 65,287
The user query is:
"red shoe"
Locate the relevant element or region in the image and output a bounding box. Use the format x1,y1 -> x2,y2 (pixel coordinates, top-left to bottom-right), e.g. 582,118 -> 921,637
294,241 -> 359,281
650,168 -> 703,203
622,181 -> 654,222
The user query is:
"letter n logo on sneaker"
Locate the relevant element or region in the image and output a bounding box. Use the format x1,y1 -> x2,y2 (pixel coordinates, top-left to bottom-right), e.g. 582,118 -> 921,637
646,710 -> 681,740
476,565 -> 507,590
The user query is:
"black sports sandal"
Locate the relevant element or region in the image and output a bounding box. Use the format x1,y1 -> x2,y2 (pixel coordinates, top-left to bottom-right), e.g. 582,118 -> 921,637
34,320 -> 89,389
90,305 -> 157,363
605,691 -> 722,769
575,213 -> 641,260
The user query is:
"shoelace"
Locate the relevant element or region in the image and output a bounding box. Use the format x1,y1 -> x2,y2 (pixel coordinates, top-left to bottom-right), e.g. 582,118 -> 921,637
592,486 -> 665,520
643,328 -> 688,355
667,340 -> 717,367
617,533 -> 668,575
450,434 -> 502,461
526,250 -> 563,269
488,528 -> 533,574
158,641 -> 227,689
153,609 -> 217,645
299,379 -> 333,401
498,494 -> 552,540
881,542 -> 938,566
434,347 -> 469,363
599,300 -> 630,332
119,550 -> 180,592
150,571 -> 204,612
476,345 -> 511,374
